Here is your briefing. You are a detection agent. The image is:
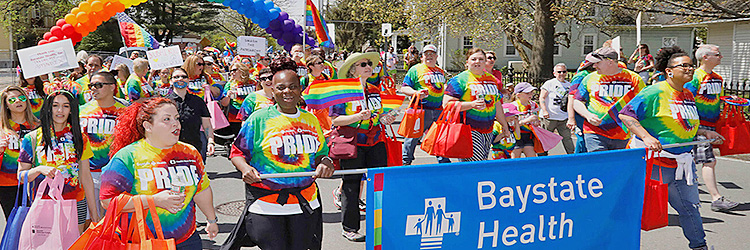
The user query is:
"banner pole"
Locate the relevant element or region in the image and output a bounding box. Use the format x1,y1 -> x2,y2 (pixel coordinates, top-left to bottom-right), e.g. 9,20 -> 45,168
258,139 -> 716,179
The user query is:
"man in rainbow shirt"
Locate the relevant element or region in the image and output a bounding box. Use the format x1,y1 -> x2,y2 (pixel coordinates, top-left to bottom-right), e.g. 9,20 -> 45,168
684,44 -> 739,212
573,47 -> 646,151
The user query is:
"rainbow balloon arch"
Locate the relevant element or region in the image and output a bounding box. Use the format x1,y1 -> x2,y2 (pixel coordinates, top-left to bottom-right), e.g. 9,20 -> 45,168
40,0 -> 317,51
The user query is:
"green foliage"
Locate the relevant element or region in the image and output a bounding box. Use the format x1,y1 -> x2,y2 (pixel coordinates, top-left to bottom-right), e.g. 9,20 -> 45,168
126,0 -> 222,44
324,0 -> 409,52
76,18 -> 122,52
0,0 -> 75,47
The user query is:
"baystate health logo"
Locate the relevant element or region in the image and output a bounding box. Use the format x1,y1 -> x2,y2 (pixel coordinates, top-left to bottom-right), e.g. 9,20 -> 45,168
405,197 -> 461,249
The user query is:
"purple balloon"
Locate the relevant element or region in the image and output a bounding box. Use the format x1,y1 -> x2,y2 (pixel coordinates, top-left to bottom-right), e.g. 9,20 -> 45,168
293,24 -> 302,34
269,18 -> 282,29
277,39 -> 286,46
282,20 -> 294,31
265,27 -> 273,34
279,12 -> 289,21
282,32 -> 296,43
271,30 -> 282,39
284,43 -> 293,52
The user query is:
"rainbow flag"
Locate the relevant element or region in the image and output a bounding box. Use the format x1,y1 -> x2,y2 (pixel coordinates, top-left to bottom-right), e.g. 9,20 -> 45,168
302,78 -> 364,110
380,94 -> 406,112
606,88 -> 638,133
115,12 -> 159,49
373,173 -> 384,250
305,0 -> 334,48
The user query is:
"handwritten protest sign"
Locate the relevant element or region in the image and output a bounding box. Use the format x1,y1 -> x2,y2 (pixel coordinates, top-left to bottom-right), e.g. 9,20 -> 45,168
146,45 -> 183,71
17,39 -> 78,78
237,36 -> 267,56
110,55 -> 134,73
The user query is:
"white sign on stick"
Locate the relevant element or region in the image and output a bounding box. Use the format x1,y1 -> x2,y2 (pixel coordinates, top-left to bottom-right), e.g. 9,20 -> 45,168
110,55 -> 134,73
146,45 -> 183,71
237,36 -> 267,56
17,39 -> 78,78
381,23 -> 392,37
611,36 -> 621,59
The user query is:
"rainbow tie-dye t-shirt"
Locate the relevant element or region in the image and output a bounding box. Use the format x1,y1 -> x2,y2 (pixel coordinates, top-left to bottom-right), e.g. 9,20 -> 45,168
223,80 -> 258,123
23,86 -> 44,119
366,61 -> 387,85
126,74 -> 153,102
330,83 -> 385,146
444,70 -> 503,133
238,91 -> 275,121
491,121 -> 515,160
99,140 -> 209,244
511,100 -> 540,134
0,120 -> 33,186
231,106 -> 327,215
684,68 -> 723,128
153,79 -> 172,97
187,75 -> 213,100
620,81 -> 700,155
80,100 -> 128,172
574,69 -> 645,140
18,126 -> 93,201
402,63 -> 447,110
75,74 -> 94,105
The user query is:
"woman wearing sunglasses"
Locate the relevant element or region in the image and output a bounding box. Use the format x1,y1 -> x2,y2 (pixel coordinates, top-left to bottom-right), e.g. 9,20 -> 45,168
237,68 -> 275,121
485,51 -> 503,83
183,55 -> 221,101
220,63 -> 256,138
619,46 -> 723,250
300,55 -> 331,90
18,88 -> 99,233
0,86 -> 39,221
18,70 -> 46,119
330,52 -> 397,242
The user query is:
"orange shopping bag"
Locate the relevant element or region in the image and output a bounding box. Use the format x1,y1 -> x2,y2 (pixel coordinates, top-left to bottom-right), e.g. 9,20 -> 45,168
398,93 -> 424,138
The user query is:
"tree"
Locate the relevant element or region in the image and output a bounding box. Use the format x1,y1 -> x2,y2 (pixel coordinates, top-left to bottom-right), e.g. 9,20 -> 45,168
126,0 -> 222,44
324,0 -> 408,52
0,0 -> 75,48
76,18 -> 123,52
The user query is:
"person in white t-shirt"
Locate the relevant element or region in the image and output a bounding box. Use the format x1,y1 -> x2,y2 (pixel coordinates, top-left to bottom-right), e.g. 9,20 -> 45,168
539,63 -> 574,154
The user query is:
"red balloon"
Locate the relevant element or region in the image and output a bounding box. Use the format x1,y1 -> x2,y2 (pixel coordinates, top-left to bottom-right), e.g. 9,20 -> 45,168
43,32 -> 53,40
61,24 -> 76,36
38,40 -> 49,45
48,36 -> 60,43
69,33 -> 83,44
50,26 -> 64,38
56,19 -> 66,27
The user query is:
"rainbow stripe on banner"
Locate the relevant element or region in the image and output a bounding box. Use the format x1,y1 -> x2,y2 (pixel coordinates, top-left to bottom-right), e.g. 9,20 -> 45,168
607,88 -> 637,132
303,78 -> 365,110
373,173 -> 384,250
115,12 -> 159,49
381,94 -> 406,112
305,0 -> 334,48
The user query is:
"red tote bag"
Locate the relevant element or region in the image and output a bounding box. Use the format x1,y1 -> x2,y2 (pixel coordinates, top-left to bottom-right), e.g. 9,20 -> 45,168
433,102 -> 473,159
398,93 -> 425,138
382,125 -> 403,167
641,151 -> 669,231
420,102 -> 453,155
716,105 -> 750,155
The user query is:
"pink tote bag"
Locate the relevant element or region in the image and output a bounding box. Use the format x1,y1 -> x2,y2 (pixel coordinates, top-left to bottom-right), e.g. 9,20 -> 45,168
204,86 -> 230,130
18,173 -> 78,250
531,125 -> 563,151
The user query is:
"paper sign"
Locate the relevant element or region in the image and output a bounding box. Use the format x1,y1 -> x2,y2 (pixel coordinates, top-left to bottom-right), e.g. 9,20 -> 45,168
636,12 -> 642,46
381,23 -> 392,37
611,36 -> 621,59
17,39 -> 78,78
146,45 -> 184,71
237,36 -> 267,56
110,55 -> 134,73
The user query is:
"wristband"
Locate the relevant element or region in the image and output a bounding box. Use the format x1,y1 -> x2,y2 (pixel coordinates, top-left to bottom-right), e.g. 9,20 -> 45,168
207,217 -> 218,224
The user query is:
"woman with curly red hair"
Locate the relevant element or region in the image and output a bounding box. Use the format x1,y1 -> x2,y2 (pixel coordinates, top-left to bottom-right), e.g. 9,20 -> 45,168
99,97 -> 218,250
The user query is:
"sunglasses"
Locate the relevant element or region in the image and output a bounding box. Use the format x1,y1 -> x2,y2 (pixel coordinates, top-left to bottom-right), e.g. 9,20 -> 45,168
358,61 -> 373,67
7,95 -> 27,103
556,71 -> 566,73
668,63 -> 695,69
230,68 -> 239,72
197,62 -> 207,66
90,81 -> 116,89
258,75 -> 273,82
310,61 -> 324,66
172,75 -> 189,79
487,56 -> 497,60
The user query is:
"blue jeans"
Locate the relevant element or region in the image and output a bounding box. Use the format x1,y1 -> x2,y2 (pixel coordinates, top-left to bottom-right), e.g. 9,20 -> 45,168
176,231 -> 202,250
583,133 -> 628,152
574,114 -> 587,153
651,163 -> 706,249
402,108 -> 451,165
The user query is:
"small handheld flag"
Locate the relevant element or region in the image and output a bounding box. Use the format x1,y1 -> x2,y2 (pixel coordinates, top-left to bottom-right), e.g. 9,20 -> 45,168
303,78 -> 364,110
305,0 -> 335,48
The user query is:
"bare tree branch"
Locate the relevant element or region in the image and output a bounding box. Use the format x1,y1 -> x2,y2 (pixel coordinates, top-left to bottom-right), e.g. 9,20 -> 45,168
587,0 -> 725,18
705,0 -> 750,18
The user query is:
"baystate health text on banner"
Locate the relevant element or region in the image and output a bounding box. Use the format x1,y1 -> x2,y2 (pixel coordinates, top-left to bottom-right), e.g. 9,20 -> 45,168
367,149 -> 646,249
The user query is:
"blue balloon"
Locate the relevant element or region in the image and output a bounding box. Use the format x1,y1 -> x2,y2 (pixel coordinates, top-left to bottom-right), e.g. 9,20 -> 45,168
264,0 -> 274,10
228,0 -> 242,10
253,0 -> 265,11
222,0 -> 233,7
268,8 -> 280,20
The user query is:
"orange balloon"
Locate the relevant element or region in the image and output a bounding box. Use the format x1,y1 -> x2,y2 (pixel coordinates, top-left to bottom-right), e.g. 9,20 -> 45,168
74,23 -> 86,34
110,1 -> 125,12
64,14 -> 77,25
79,2 -> 91,13
91,1 -> 104,12
76,12 -> 89,23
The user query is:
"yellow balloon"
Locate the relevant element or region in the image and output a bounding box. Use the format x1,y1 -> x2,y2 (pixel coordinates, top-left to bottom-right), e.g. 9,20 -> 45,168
76,12 -> 89,24
64,14 -> 78,25
79,2 -> 91,13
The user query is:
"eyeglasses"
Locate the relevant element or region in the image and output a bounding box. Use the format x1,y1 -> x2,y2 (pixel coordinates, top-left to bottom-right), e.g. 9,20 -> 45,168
7,95 -> 27,103
358,61 -> 373,67
258,75 -> 273,82
172,75 -> 189,79
487,56 -> 497,60
90,81 -> 116,89
668,63 -> 695,69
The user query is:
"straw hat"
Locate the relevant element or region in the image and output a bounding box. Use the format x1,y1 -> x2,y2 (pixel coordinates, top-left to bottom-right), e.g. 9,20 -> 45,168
336,52 -> 380,79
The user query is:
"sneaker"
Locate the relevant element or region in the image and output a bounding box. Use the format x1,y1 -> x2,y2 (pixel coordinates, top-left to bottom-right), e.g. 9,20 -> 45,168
332,186 -> 342,210
711,196 -> 739,211
342,230 -> 366,242
690,245 -> 708,250
359,199 -> 366,212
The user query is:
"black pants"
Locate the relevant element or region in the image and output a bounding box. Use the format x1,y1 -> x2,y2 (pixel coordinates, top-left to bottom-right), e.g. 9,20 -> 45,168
244,207 -> 323,250
339,142 -> 387,232
0,185 -> 20,220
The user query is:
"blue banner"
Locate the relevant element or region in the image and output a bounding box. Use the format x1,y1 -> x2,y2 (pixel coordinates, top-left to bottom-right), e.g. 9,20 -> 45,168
366,149 -> 646,249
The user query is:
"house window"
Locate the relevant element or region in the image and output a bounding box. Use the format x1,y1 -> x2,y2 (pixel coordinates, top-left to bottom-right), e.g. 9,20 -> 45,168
505,37 -> 517,56
662,37 -> 677,47
582,34 -> 596,55
30,6 -> 41,19
462,36 -> 473,52
553,44 -> 560,56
